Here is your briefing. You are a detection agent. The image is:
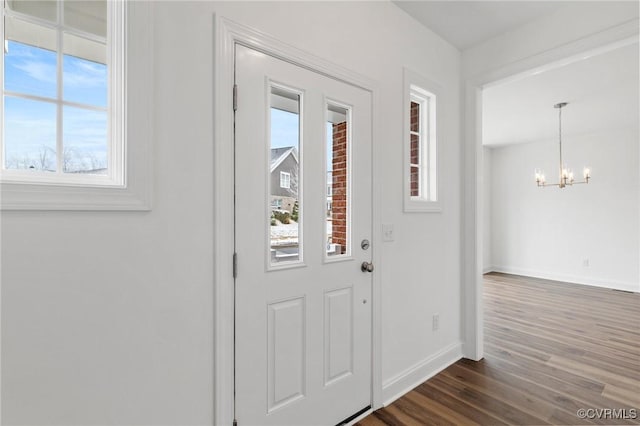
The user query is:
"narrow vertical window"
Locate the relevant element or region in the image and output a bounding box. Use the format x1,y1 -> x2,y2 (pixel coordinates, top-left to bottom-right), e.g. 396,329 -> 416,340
326,103 -> 350,258
409,88 -> 436,201
410,101 -> 420,197
404,68 -> 441,212
269,86 -> 302,265
1,0 -> 125,186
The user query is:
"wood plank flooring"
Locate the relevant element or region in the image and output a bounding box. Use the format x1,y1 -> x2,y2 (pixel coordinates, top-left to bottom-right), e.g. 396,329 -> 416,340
357,273 -> 640,425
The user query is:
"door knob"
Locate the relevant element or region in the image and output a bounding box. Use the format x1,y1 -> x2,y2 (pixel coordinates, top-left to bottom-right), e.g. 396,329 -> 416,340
361,261 -> 374,273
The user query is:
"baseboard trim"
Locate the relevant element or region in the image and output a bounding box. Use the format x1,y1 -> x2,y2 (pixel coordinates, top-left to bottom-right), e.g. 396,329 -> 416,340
490,265 -> 639,293
381,341 -> 462,406
483,266 -> 494,274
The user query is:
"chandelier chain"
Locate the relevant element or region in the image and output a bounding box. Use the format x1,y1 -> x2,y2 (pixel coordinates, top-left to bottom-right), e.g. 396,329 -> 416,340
558,105 -> 563,176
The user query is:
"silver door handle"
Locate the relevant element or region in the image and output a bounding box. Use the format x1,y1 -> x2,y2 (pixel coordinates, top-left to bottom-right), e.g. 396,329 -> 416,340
361,262 -> 374,273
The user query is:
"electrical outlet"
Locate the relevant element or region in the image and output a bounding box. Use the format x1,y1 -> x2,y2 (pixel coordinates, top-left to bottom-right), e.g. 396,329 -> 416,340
583,259 -> 590,267
432,313 -> 439,331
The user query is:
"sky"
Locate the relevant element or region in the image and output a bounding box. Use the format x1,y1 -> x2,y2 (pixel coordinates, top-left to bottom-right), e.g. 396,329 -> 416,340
4,40 -> 107,173
270,108 -> 334,172
5,39 -> 332,174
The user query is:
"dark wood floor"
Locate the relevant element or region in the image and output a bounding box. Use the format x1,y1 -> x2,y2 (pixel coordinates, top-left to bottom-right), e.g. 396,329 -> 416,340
358,272 -> 640,425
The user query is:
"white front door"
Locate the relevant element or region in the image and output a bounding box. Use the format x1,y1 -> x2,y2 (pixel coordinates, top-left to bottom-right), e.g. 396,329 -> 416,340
234,44 -> 373,426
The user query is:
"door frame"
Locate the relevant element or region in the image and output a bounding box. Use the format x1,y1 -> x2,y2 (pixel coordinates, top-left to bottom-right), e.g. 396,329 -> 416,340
461,19 -> 639,362
213,16 -> 382,425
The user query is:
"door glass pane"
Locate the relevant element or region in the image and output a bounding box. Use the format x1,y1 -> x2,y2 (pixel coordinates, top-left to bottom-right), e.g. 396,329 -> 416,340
270,86 -> 301,265
326,104 -> 349,257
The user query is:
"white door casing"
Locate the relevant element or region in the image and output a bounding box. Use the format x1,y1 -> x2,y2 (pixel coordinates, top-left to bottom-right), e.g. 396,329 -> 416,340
234,44 -> 373,425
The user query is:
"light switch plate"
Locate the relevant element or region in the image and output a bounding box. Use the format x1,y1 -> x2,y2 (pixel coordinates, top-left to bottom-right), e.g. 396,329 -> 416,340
382,224 -> 394,242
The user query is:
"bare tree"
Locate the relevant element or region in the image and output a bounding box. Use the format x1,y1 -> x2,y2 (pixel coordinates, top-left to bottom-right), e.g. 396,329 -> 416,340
5,146 -> 105,173
62,148 -> 107,173
37,146 -> 55,171
62,147 -> 75,172
5,146 -> 54,171
88,152 -> 101,170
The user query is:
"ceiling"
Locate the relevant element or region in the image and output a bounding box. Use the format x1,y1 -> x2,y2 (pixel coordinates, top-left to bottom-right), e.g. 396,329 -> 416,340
390,1 -> 639,148
482,42 -> 639,147
392,1 -> 567,50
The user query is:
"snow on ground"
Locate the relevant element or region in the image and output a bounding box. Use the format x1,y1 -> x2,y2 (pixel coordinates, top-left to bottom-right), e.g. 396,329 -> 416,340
270,221 -> 333,246
270,223 -> 299,246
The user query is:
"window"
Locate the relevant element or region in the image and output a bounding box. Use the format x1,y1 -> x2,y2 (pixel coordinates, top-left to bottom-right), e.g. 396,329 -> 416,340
280,171 -> 291,189
2,0 -> 123,186
0,1 -> 152,211
409,93 -> 433,199
404,68 -> 441,212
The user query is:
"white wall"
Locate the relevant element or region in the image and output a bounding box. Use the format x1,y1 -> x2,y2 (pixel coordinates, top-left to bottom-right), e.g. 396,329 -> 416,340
1,2 -> 462,424
482,147 -> 492,272
463,2 -> 639,78
488,128 -> 639,291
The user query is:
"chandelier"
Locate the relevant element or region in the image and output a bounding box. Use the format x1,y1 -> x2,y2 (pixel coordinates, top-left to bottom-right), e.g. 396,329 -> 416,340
535,102 -> 591,188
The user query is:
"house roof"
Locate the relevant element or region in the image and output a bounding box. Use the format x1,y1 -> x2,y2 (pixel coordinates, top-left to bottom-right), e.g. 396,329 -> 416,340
270,146 -> 298,173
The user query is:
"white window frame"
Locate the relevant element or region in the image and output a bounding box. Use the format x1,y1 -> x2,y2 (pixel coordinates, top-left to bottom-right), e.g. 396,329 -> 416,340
279,171 -> 290,189
403,67 -> 442,212
0,1 -> 153,210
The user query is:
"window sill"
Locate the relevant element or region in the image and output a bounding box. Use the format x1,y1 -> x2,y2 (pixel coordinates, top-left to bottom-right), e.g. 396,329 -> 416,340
1,179 -> 150,211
